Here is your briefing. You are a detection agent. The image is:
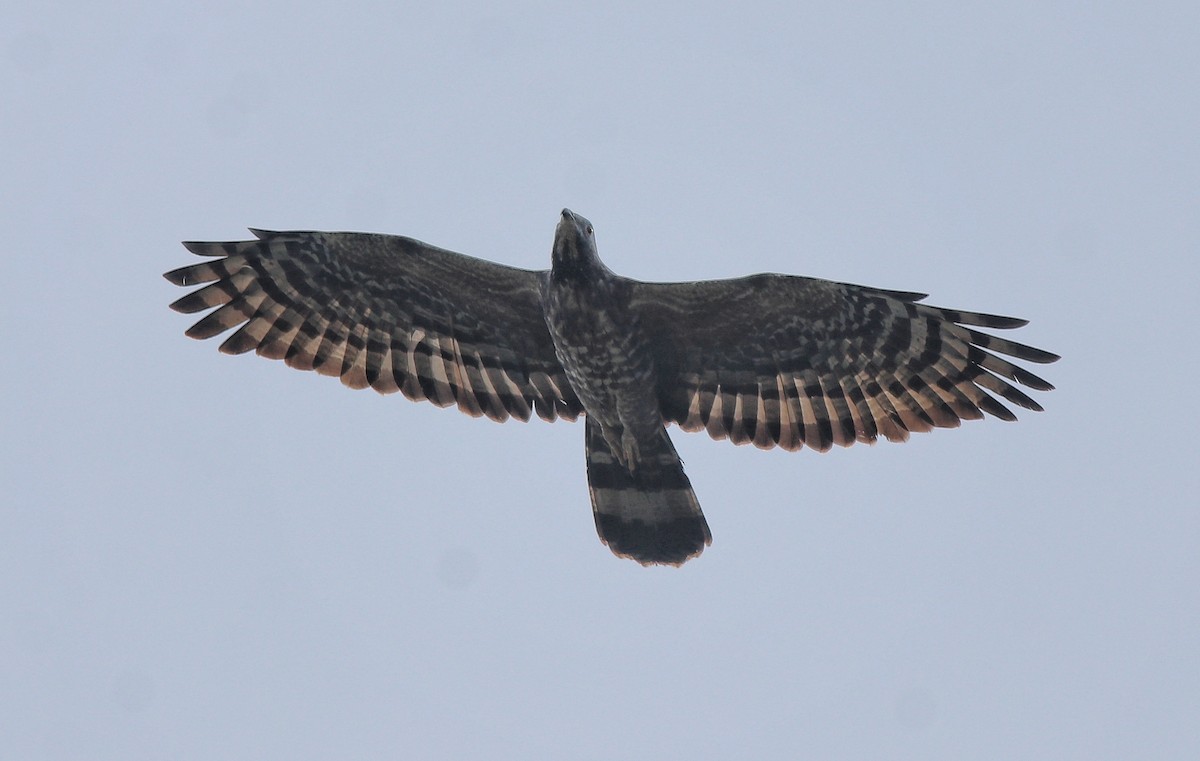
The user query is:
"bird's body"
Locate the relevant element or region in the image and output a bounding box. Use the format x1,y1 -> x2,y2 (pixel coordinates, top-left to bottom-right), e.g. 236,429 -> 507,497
165,209 -> 1058,565
542,212 -> 711,561
545,212 -> 657,466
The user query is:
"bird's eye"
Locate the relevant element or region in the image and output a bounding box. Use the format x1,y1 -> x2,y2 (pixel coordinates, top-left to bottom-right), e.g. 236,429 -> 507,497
586,225 -> 594,235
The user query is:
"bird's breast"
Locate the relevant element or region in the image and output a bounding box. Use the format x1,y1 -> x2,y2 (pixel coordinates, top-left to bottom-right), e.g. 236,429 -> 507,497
542,278 -> 657,427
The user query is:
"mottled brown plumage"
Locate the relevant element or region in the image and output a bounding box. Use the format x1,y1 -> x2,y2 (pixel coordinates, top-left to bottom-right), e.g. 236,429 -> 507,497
166,229 -> 582,423
165,210 -> 1058,565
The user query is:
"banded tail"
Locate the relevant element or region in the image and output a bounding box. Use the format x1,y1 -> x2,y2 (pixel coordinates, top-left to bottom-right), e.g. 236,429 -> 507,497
585,416 -> 711,565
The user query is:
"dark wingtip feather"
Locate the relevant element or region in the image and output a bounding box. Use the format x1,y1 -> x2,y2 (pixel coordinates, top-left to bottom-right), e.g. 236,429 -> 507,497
169,290 -> 214,314
968,329 -> 1061,364
874,287 -> 929,302
976,393 -> 1017,422
1011,365 -> 1055,392
995,381 -> 1043,412
1016,345 -> 1060,364
184,313 -> 234,340
163,266 -> 191,286
180,240 -> 228,255
918,303 -> 1029,329
967,313 -> 1029,329
218,328 -> 260,356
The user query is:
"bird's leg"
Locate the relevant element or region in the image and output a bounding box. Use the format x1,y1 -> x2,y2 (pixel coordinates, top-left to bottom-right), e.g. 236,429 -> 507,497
599,424 -> 641,474
620,431 -> 641,475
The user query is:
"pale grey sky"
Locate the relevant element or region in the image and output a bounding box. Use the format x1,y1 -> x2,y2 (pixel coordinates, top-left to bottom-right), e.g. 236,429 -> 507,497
3,2 -> 1197,759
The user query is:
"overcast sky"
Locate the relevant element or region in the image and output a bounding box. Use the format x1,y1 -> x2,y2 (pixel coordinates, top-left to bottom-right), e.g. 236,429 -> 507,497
3,2 -> 1197,759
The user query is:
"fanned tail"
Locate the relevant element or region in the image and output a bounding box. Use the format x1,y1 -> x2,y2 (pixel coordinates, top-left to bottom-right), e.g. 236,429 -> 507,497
585,416 -> 711,565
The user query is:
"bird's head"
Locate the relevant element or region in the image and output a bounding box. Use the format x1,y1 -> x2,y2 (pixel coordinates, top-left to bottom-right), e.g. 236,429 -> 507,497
551,208 -> 604,282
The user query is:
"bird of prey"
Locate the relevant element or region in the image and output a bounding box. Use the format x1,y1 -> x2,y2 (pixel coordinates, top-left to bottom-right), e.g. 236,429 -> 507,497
165,209 -> 1058,566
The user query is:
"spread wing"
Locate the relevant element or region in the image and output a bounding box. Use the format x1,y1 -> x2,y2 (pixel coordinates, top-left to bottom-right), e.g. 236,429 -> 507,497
632,274 -> 1058,451
165,230 -> 583,422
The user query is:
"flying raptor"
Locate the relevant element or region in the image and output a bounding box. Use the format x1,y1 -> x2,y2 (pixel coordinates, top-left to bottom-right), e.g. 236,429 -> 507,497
165,209 -> 1058,565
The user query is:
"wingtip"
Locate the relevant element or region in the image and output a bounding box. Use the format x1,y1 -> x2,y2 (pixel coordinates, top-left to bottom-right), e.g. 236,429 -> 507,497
880,288 -> 930,302
163,266 -> 191,286
180,240 -> 222,255
1024,347 -> 1061,364
990,315 -> 1030,329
